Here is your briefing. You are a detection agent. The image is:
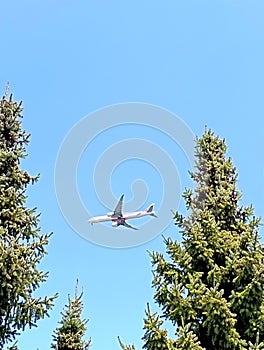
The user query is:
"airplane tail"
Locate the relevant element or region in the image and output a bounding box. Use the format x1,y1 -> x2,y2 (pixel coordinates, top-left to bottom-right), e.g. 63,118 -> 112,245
146,203 -> 157,217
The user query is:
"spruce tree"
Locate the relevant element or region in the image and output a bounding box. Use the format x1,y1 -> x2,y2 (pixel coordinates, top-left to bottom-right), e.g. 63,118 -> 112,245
0,89 -> 57,347
51,280 -> 91,350
120,129 -> 264,349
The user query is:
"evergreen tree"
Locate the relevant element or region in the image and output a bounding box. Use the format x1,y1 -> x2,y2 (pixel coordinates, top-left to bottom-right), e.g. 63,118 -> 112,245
0,88 -> 57,347
51,280 -> 91,350
121,129 -> 264,349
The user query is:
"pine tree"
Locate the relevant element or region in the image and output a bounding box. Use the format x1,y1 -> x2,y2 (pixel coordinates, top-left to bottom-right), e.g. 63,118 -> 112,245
120,129 -> 264,349
141,303 -> 177,350
0,88 -> 57,347
51,280 -> 91,350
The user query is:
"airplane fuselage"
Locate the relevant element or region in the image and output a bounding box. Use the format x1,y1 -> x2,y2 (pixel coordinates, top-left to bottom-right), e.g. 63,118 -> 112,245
88,210 -> 152,224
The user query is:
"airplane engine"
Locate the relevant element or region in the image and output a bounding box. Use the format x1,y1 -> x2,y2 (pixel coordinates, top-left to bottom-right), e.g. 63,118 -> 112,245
107,212 -> 114,217
112,222 -> 118,227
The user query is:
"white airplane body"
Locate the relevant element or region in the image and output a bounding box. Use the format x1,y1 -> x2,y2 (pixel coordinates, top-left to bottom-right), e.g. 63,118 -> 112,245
88,194 -> 157,230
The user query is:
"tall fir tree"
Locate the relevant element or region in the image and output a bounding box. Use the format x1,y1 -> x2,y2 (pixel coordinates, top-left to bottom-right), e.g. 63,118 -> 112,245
120,129 -> 264,349
0,88 -> 57,347
51,280 -> 91,350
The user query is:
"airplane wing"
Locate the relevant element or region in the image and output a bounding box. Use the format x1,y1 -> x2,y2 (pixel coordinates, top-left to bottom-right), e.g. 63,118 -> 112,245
113,194 -> 124,217
123,221 -> 139,230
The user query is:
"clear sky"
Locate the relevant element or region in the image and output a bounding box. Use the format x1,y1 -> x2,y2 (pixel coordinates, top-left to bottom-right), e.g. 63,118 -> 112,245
1,1 -> 264,349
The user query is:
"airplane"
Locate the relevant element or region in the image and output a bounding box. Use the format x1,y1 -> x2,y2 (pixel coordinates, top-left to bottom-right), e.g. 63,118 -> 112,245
88,194 -> 157,230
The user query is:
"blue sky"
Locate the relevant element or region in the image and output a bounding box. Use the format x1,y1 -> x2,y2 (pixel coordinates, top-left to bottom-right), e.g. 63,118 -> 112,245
1,1 -> 264,349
